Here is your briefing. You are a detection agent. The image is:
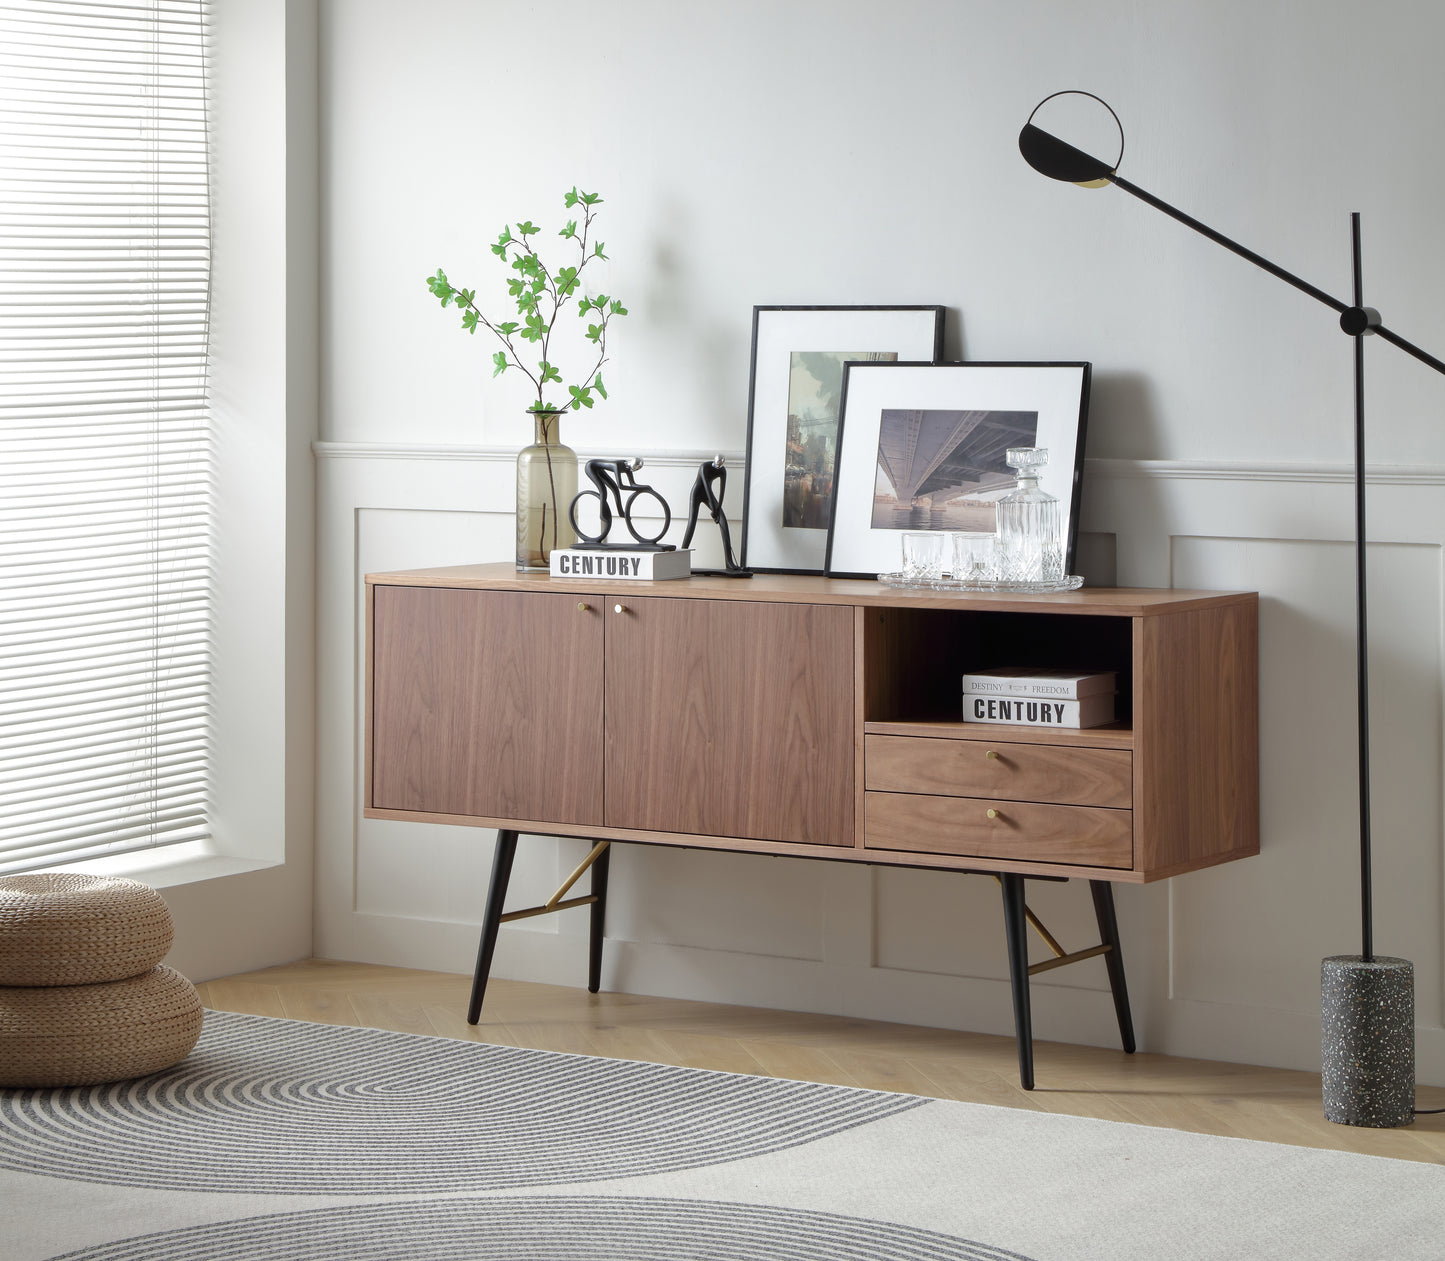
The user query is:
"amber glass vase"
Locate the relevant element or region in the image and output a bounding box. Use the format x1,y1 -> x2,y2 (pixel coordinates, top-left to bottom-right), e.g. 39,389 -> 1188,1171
515,410 -> 577,571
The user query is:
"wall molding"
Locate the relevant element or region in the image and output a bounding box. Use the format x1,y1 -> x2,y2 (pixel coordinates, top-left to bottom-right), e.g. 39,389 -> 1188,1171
1087,458 -> 1445,486
314,442 -> 1445,487
312,441 -> 746,469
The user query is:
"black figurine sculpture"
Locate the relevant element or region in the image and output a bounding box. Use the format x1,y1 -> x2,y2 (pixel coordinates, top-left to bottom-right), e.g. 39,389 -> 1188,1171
569,458 -> 673,550
681,456 -> 751,577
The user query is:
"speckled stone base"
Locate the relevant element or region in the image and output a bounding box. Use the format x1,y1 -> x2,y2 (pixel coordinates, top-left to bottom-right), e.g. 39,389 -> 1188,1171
1321,955 -> 1414,1128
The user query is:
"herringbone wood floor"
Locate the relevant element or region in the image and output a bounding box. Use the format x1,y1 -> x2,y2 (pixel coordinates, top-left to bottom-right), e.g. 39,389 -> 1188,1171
199,959 -> 1445,1165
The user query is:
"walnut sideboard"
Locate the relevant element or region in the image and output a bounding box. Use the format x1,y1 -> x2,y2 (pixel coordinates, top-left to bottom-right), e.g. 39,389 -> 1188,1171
364,563 -> 1260,1086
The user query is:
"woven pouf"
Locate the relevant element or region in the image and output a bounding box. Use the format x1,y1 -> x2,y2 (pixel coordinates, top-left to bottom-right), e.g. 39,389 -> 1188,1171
0,873 -> 174,986
0,965 -> 203,1088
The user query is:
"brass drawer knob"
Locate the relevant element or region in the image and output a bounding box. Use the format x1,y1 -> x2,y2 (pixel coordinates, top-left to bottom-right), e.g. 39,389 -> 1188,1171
985,749 -> 999,760
577,602 -> 590,612
614,603 -> 627,614
987,808 -> 1000,820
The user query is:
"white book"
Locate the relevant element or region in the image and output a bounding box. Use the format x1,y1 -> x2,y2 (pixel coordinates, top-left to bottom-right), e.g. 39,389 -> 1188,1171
963,692 -> 1117,729
551,548 -> 693,581
960,667 -> 1117,700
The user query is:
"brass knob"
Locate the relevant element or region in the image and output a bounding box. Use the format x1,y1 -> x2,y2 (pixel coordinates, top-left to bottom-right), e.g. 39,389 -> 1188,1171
986,808 -> 999,820
577,602 -> 590,612
985,749 -> 999,760
614,603 -> 627,614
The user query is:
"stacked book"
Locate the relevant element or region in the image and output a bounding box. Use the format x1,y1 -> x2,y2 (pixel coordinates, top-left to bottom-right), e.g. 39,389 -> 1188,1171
961,667 -> 1118,729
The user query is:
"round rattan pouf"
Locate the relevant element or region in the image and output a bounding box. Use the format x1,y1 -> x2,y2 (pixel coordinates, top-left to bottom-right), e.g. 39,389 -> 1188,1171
0,873 -> 174,987
0,966 -> 203,1088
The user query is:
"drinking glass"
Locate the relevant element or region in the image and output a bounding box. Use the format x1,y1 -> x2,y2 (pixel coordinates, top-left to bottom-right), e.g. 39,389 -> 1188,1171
950,531 -> 996,582
900,531 -> 946,582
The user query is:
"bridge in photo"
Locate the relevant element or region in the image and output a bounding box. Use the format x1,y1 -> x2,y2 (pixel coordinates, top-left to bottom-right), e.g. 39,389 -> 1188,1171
875,409 -> 1036,507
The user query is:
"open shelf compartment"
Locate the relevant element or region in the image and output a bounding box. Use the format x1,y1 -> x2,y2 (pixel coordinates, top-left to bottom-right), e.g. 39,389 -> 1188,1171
861,605 -> 1135,745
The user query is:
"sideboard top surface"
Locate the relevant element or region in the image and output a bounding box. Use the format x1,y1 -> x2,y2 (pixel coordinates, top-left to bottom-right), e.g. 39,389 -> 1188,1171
364,562 -> 1255,618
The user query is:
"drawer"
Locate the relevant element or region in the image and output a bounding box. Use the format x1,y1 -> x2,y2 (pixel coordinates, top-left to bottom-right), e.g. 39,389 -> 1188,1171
865,735 -> 1132,808
865,791 -> 1133,869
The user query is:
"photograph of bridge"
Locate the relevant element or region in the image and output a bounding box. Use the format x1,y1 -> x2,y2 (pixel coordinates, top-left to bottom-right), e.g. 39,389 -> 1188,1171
871,408 -> 1037,530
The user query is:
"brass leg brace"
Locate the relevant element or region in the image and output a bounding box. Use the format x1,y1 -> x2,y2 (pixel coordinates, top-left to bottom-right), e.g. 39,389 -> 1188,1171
498,841 -> 611,924
991,874 -> 1114,976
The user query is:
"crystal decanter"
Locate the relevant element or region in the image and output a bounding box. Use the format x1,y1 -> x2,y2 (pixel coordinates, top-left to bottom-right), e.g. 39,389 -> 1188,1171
995,447 -> 1063,584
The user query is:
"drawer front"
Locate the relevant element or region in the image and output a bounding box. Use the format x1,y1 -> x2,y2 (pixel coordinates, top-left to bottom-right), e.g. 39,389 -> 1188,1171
865,735 -> 1132,808
865,791 -> 1133,868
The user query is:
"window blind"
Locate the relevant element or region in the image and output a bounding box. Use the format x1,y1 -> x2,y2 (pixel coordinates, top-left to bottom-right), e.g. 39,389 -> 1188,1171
0,0 -> 213,875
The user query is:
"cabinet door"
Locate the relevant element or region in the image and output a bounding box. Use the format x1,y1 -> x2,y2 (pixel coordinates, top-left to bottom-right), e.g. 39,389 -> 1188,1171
371,586 -> 604,826
604,597 -> 853,845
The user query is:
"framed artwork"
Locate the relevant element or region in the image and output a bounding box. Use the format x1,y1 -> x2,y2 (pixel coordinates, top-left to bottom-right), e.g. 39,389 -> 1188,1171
824,361 -> 1091,579
740,306 -> 945,574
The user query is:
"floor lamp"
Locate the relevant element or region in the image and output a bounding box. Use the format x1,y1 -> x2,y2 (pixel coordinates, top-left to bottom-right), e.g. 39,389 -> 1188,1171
1018,91 -> 1445,1128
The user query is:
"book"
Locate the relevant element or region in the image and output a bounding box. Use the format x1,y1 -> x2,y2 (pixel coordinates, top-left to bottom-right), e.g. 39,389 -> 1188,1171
960,667 -> 1116,701
550,547 -> 693,581
963,692 -> 1116,729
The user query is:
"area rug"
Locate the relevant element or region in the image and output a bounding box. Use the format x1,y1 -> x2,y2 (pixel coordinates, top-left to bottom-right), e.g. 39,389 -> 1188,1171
1,1011 -> 1442,1260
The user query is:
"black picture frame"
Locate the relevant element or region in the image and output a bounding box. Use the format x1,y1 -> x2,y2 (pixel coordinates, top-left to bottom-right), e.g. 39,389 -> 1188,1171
823,361 -> 1091,580
739,305 -> 946,574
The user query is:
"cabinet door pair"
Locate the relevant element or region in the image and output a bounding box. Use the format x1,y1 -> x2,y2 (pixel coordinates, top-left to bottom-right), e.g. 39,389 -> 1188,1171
370,587 -> 854,847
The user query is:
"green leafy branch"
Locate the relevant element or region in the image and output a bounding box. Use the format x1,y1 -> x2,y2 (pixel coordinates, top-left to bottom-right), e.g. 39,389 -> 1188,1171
426,187 -> 626,413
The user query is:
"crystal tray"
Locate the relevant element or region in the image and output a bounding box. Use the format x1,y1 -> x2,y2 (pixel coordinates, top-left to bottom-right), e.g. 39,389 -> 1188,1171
877,573 -> 1085,594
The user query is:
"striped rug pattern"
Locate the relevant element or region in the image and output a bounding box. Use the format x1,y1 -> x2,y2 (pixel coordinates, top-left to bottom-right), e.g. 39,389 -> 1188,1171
0,1011 -> 924,1194
6,1010 -> 1440,1261
42,1196 -> 1035,1261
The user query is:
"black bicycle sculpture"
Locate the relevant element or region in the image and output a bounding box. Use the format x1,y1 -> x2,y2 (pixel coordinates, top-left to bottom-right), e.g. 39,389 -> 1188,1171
569,458 -> 674,550
681,456 -> 751,577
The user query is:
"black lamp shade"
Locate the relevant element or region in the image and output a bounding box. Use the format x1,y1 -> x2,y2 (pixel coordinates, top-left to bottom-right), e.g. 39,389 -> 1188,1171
1018,123 -> 1116,186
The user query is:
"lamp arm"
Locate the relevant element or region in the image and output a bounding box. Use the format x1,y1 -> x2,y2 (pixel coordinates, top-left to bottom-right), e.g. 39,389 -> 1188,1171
1110,173 -> 1445,376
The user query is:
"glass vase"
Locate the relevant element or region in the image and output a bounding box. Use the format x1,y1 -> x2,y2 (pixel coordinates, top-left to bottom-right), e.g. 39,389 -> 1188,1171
995,447 -> 1063,585
516,410 -> 577,571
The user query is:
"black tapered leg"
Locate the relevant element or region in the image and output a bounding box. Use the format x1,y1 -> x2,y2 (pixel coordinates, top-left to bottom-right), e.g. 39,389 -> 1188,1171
1089,880 -> 1136,1054
588,843 -> 611,994
467,829 -> 518,1024
1000,873 -> 1035,1090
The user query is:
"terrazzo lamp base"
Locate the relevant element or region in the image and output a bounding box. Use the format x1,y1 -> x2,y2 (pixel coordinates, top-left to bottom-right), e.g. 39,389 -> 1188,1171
1321,955 -> 1414,1128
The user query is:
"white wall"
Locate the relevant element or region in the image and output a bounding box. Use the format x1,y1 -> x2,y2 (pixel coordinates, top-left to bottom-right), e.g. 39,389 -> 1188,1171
314,0 -> 1445,1079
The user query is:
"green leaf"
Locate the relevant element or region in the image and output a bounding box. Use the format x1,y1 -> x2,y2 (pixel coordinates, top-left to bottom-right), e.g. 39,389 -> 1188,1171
492,350 -> 508,376
564,186 -> 579,208
461,310 -> 480,333
593,241 -> 607,259
609,299 -> 628,316
585,323 -> 602,344
539,359 -> 562,385
497,321 -> 520,335
577,297 -> 593,315
507,277 -> 526,298
559,219 -> 577,239
568,384 -> 594,409
579,191 -> 601,206
593,293 -> 608,309
426,270 -> 456,305
516,220 -> 539,237
594,373 -> 607,400
520,311 -> 546,341
516,289 -> 537,312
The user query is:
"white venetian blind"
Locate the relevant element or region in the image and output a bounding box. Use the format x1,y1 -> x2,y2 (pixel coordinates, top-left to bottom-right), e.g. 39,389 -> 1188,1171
0,0 -> 213,875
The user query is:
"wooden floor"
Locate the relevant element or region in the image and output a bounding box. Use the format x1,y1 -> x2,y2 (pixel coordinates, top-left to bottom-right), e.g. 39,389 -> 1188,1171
199,959 -> 1445,1166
